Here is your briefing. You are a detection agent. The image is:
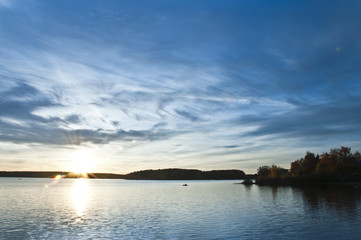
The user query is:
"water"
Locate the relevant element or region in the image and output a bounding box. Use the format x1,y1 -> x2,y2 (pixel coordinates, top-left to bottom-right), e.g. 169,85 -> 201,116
1,178 -> 361,240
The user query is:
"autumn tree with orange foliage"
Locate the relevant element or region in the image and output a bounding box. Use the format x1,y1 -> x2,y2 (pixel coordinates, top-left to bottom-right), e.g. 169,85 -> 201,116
256,146 -> 361,185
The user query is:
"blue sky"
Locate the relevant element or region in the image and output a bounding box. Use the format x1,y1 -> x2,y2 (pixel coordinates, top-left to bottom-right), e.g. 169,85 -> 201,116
1,0 -> 361,174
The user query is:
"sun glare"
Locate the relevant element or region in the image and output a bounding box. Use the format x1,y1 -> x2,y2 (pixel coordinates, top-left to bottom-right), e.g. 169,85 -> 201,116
54,174 -> 62,179
69,150 -> 95,175
72,178 -> 90,217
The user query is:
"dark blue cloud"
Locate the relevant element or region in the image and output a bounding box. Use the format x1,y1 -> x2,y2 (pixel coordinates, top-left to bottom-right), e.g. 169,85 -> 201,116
235,96 -> 361,144
0,82 -> 55,120
175,110 -> 200,122
216,145 -> 240,149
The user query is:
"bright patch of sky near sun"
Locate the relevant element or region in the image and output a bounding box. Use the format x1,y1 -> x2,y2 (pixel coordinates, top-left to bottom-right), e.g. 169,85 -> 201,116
1,0 -> 361,173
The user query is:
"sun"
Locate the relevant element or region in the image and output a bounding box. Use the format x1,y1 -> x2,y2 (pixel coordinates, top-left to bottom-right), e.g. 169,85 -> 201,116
69,150 -> 95,175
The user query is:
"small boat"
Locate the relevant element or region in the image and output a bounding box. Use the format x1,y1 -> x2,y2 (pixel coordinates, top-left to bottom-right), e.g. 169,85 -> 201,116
182,184 -> 188,186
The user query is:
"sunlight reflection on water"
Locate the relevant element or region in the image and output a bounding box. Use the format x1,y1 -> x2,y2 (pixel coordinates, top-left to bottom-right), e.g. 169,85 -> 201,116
71,178 -> 90,219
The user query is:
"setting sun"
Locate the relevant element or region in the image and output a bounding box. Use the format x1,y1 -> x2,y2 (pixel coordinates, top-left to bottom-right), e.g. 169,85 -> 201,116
69,150 -> 96,175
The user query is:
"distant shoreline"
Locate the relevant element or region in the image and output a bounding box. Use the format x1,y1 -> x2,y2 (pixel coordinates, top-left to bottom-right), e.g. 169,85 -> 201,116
0,169 -> 250,180
0,171 -> 125,179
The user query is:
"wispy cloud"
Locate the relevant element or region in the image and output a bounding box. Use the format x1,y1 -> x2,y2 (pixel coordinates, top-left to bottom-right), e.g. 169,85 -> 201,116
0,0 -> 12,7
0,0 -> 360,173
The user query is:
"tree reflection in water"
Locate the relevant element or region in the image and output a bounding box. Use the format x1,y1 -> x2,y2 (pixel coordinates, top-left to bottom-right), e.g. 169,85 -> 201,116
293,186 -> 361,218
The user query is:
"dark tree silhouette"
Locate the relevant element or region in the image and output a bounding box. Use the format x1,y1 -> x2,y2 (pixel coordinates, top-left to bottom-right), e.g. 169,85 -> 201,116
124,168 -> 246,180
257,146 -> 361,185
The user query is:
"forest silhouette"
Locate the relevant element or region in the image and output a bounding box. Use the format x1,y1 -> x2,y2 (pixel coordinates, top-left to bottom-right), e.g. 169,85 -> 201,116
0,169 -> 245,180
256,146 -> 361,185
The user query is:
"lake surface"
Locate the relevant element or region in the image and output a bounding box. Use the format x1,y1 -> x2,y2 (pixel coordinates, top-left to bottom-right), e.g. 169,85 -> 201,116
1,178 -> 361,240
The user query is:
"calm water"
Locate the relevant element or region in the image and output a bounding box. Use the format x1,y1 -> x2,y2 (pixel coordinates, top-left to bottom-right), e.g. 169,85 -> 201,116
1,178 -> 361,240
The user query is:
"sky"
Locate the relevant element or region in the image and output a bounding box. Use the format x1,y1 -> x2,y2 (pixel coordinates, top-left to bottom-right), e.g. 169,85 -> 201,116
1,0 -> 361,174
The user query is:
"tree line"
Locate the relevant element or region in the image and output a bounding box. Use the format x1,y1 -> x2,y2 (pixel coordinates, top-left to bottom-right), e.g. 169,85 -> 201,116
0,169 -> 246,180
256,146 -> 361,185
124,168 -> 246,180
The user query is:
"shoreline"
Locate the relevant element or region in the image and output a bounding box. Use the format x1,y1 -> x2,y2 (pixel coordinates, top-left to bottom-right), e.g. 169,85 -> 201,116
0,169 -> 248,180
